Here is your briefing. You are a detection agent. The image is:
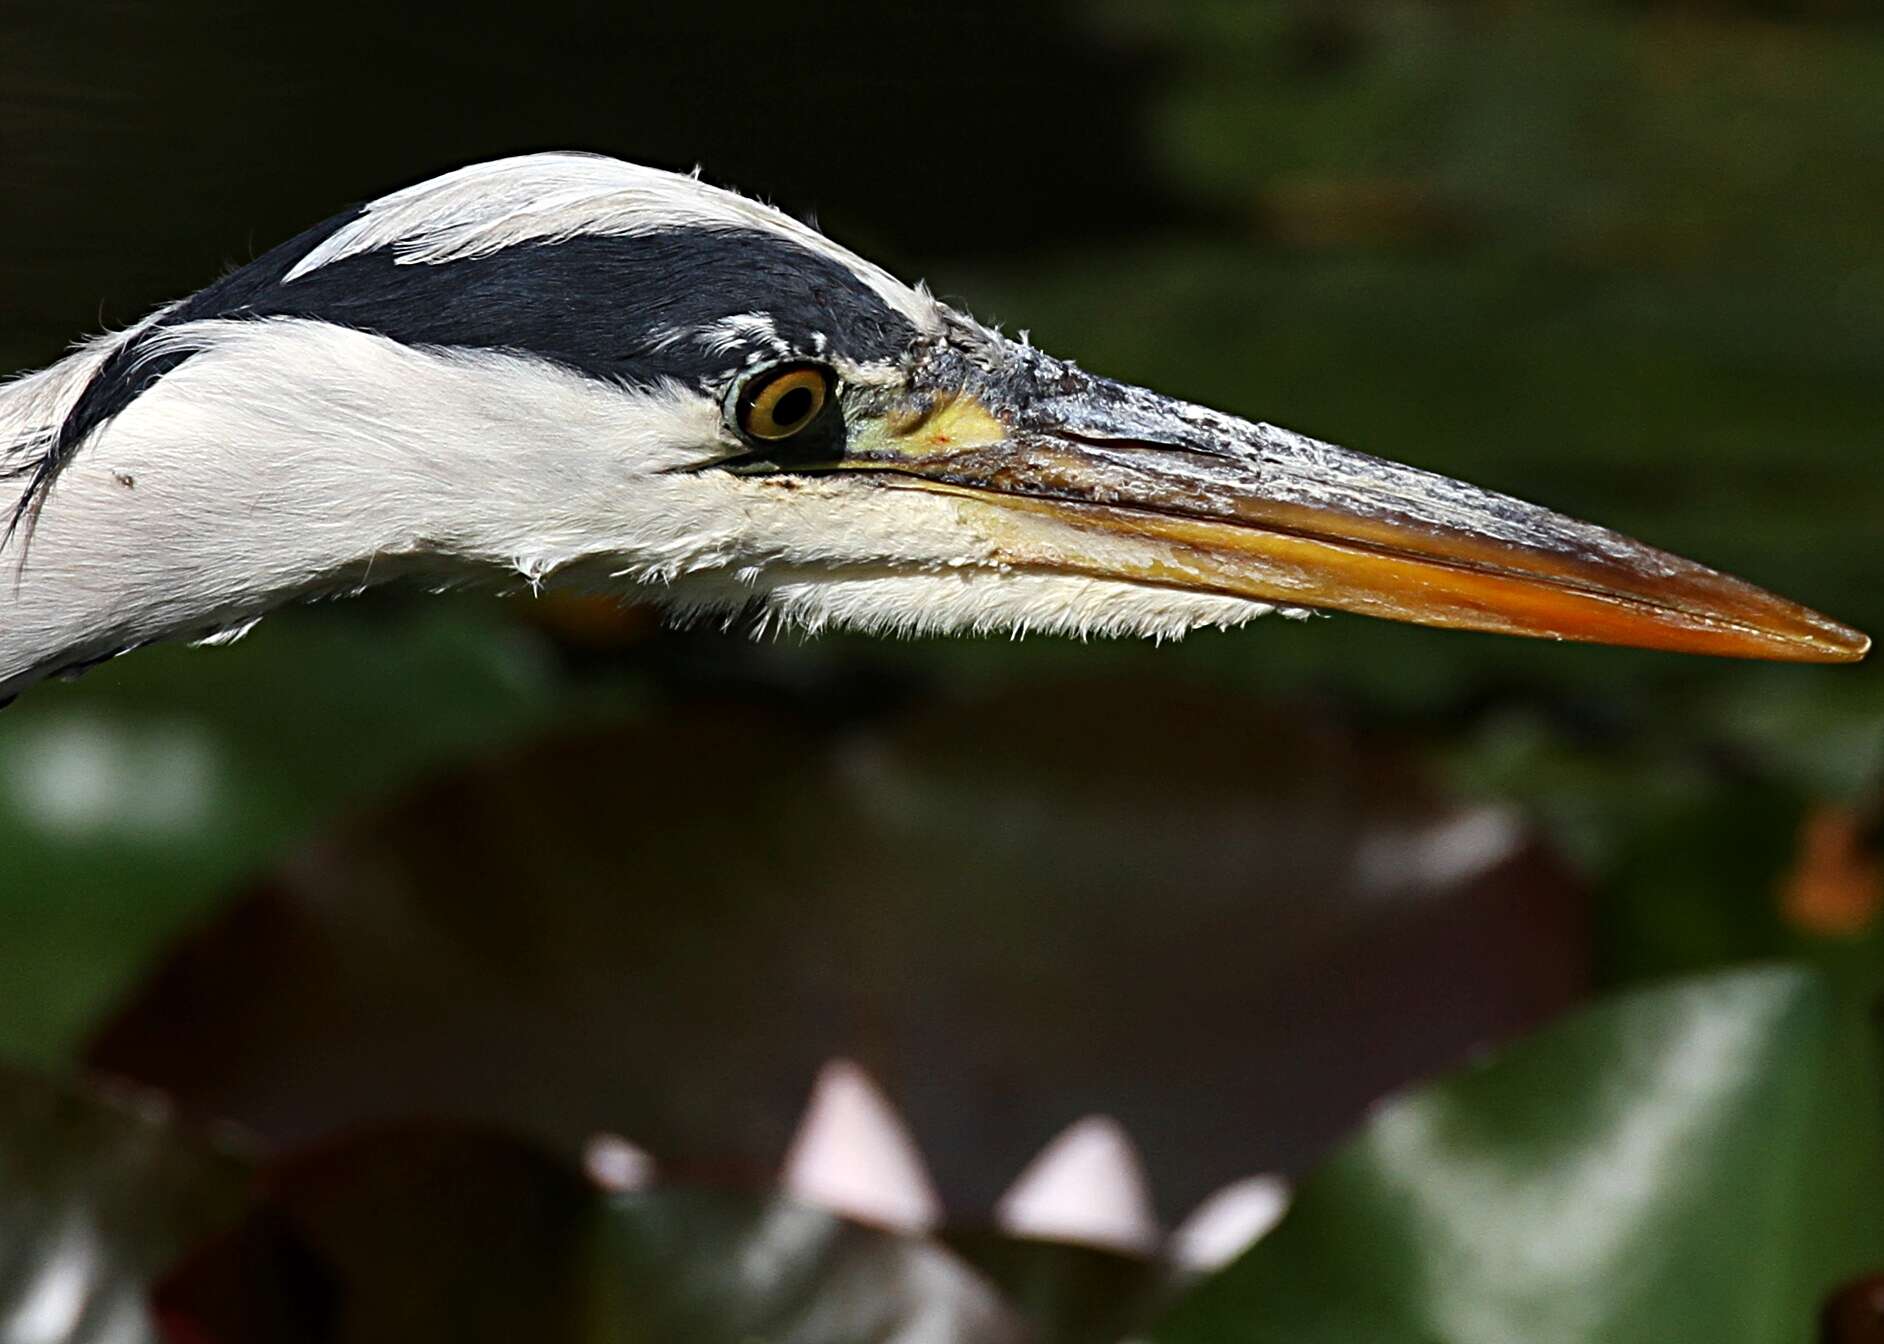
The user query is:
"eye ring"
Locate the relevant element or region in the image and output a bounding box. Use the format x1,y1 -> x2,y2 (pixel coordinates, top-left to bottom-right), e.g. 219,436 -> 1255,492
736,364 -> 834,441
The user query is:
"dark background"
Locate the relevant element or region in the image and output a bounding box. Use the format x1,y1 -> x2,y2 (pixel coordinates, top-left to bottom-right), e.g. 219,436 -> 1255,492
2,0 -> 1881,1220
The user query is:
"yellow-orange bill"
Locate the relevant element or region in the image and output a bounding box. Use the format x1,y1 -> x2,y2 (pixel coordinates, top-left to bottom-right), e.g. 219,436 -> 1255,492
846,371 -> 1868,664
961,489 -> 1869,663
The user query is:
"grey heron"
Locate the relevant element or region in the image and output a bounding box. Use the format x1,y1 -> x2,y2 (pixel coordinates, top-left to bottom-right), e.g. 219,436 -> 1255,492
0,152 -> 1866,701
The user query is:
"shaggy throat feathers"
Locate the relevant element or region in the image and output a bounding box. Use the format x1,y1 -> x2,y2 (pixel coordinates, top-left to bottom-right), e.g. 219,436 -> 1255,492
0,151 -> 1865,699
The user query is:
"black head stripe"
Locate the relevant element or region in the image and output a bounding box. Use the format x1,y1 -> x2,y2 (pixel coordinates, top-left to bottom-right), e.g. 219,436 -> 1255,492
7,206 -> 368,543
237,227 -> 918,380
24,219 -> 919,534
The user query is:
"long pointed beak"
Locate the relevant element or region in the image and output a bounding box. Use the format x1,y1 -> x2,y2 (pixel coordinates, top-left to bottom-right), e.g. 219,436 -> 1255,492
847,344 -> 1868,663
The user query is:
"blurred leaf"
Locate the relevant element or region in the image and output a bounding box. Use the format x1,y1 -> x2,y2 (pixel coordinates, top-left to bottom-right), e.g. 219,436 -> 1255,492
156,1127 -> 1023,1344
87,680 -> 1587,1215
0,601 -> 572,1065
1778,805 -> 1884,940
592,1189 -> 1024,1344
1820,1272 -> 1884,1343
0,1067 -> 250,1344
945,1229 -> 1171,1344
1438,702 -> 1884,1009
1151,966 -> 1884,1344
1109,5 -> 1884,280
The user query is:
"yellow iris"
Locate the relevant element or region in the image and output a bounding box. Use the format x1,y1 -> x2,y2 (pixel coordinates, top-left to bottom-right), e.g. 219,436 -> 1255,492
740,366 -> 830,440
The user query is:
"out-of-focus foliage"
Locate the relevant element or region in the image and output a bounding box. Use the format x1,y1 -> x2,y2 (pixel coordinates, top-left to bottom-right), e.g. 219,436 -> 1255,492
946,1231 -> 1173,1344
0,1067 -> 250,1344
1152,966 -> 1884,1344
0,1079 -> 1025,1344
82,680 -> 1582,1209
5,967 -> 1875,1343
158,1131 -> 1026,1344
2,0 -> 1880,1066
0,604 -> 571,1062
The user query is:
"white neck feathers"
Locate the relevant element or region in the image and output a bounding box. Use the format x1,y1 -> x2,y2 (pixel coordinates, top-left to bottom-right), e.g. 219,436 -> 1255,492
0,319 -> 718,694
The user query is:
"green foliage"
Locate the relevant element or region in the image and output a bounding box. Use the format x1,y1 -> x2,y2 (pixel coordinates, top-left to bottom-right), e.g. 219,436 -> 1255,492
1152,967 -> 1884,1344
158,1132 -> 1026,1344
0,1068 -> 250,1344
6,0 -> 1884,1073
4,967 -> 1877,1342
77,680 -> 1583,1197
947,1231 -> 1173,1344
0,602 -> 568,1063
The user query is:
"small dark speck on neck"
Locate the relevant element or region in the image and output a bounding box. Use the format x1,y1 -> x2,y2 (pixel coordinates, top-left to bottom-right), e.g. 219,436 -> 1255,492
113,472 -> 136,489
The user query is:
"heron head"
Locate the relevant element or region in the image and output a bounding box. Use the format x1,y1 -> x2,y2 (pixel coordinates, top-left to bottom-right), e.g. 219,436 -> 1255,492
0,153 -> 1865,696
514,155 -> 1857,661
665,316 -> 1865,660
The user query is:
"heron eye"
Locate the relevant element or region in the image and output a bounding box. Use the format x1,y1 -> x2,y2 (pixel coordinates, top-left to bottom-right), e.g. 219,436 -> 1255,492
740,366 -> 831,441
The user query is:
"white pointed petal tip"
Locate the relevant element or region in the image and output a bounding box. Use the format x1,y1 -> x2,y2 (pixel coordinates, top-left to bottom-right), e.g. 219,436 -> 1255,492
583,1133 -> 657,1193
1168,1174 -> 1291,1273
993,1115 -> 1161,1256
779,1058 -> 942,1235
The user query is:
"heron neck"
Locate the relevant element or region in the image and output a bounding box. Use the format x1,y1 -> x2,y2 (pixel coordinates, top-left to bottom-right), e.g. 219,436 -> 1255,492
0,320 -> 707,697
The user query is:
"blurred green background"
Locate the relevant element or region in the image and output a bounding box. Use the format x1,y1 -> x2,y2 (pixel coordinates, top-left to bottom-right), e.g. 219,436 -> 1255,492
2,0 -> 1881,1212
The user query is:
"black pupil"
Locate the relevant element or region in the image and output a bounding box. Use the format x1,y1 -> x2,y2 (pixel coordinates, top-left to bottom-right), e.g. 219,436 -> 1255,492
771,385 -> 815,429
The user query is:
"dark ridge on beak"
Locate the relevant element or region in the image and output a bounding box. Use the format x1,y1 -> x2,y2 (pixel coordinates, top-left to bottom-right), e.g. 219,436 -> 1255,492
853,341 -> 1868,663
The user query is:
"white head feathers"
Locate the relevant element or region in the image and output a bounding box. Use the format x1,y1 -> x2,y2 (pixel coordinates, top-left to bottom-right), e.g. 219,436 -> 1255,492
282,152 -> 944,332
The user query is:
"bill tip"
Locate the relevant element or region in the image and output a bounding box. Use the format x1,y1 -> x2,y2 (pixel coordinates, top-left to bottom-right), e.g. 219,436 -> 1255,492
1788,616 -> 1870,664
